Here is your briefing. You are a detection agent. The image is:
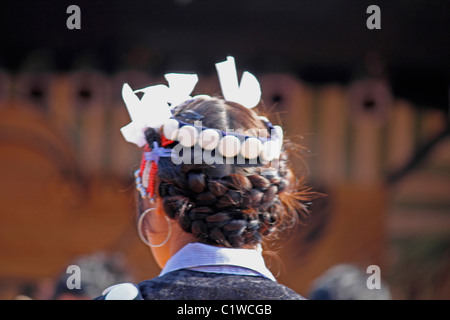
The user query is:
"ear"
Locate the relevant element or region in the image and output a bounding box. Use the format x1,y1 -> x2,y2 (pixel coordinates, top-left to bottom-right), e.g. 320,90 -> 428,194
154,197 -> 167,218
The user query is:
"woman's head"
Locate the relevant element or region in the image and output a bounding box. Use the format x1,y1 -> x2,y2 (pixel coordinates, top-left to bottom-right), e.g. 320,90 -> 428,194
140,96 -> 313,249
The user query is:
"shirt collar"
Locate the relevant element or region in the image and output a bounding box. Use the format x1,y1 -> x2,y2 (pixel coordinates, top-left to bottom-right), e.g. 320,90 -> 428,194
159,242 -> 276,282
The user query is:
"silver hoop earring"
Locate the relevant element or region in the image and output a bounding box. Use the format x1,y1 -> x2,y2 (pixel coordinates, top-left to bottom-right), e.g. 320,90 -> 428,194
137,208 -> 172,248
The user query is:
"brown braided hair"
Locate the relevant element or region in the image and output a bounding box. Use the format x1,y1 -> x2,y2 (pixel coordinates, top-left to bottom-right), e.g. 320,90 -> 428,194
143,97 -> 314,248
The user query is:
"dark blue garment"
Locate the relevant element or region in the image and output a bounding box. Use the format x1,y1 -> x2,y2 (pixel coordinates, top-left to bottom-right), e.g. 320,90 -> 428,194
95,269 -> 305,300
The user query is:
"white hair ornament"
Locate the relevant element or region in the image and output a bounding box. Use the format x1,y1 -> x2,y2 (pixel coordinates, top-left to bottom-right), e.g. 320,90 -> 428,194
120,56 -> 282,162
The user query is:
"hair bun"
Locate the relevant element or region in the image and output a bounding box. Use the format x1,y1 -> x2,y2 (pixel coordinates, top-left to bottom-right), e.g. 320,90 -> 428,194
248,175 -> 271,191
188,172 -> 206,193
208,181 -> 227,197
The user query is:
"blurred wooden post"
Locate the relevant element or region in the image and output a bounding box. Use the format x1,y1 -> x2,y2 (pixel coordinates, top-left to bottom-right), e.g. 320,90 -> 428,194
48,73 -> 77,141
348,79 -> 391,185
68,70 -> 108,179
260,74 -> 314,176
316,85 -> 348,185
386,100 -> 415,173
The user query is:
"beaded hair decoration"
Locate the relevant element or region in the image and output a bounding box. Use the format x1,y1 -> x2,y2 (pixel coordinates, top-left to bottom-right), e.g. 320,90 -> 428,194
121,56 -> 284,201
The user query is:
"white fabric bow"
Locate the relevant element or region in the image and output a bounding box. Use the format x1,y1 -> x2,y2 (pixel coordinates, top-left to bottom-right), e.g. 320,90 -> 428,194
120,74 -> 198,147
215,56 -> 261,109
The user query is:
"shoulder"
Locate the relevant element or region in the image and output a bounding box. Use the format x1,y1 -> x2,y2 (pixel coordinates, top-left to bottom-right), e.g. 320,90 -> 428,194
138,270 -> 306,300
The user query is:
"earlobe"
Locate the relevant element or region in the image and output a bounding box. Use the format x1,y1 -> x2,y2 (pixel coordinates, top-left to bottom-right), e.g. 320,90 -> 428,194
154,197 -> 167,218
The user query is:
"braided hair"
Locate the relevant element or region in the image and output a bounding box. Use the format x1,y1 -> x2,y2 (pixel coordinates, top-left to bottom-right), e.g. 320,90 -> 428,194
144,97 -> 313,248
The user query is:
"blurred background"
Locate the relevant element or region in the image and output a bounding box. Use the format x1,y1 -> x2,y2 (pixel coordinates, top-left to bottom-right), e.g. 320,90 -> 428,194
0,0 -> 449,300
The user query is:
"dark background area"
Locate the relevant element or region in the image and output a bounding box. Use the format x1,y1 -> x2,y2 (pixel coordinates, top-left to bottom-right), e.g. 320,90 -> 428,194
0,0 -> 449,112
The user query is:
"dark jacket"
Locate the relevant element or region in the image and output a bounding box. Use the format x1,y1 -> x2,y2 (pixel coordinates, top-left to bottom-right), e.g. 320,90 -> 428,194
96,269 -> 305,300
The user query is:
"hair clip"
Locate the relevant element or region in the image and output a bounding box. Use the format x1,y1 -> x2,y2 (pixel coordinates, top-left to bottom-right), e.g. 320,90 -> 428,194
144,141 -> 173,163
135,141 -> 173,202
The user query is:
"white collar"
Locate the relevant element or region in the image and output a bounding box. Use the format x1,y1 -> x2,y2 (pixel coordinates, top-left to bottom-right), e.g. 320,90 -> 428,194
159,242 -> 276,282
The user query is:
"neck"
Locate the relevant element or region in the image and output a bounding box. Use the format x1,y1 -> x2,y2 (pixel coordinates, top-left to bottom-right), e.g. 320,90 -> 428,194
151,221 -> 197,269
